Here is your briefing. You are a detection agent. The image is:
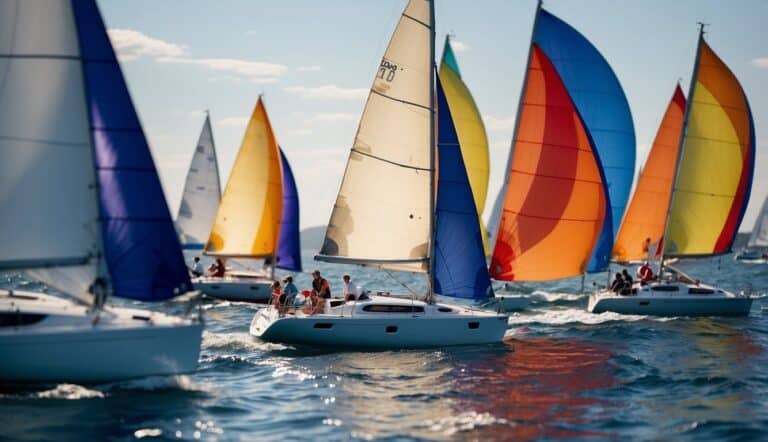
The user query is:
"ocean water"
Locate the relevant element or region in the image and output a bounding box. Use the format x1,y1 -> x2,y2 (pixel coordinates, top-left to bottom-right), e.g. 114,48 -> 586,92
1,252 -> 767,441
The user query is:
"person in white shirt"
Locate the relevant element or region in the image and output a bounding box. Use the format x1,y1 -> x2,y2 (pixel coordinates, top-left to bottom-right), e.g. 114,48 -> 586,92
190,257 -> 204,277
342,274 -> 367,302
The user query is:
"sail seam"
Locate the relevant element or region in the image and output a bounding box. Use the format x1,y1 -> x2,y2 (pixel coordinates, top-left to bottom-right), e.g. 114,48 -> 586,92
370,89 -> 430,111
510,168 -> 603,185
352,148 -> 431,171
502,208 -> 602,222
402,13 -> 430,29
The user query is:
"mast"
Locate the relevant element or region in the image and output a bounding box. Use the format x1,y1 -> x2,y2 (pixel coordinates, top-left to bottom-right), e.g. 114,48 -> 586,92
490,0 -> 543,260
426,0 -> 437,302
659,23 -> 706,275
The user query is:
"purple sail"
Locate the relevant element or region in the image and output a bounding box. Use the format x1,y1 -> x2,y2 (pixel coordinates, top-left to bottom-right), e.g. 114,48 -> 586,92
276,148 -> 302,272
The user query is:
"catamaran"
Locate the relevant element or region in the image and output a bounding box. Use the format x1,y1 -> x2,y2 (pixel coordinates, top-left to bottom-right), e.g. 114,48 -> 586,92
176,112 -> 222,250
734,195 -> 768,262
251,0 -> 508,348
0,0 -> 202,383
589,26 -> 755,317
194,98 -> 302,302
489,2 -> 634,298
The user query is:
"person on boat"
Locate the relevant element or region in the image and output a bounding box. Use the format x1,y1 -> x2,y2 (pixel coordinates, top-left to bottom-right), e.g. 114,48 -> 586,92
190,257 -> 204,277
637,261 -> 654,284
610,273 -> 624,294
311,270 -> 331,299
208,258 -> 226,278
642,237 -> 651,259
283,276 -> 299,307
342,274 -> 361,302
270,281 -> 284,310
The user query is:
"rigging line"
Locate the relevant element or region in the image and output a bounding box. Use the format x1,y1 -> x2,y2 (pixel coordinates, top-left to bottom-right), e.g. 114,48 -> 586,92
370,89 -> 431,111
384,269 -> 419,296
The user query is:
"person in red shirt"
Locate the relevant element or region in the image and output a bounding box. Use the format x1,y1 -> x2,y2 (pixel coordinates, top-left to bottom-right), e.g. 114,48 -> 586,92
637,261 -> 654,283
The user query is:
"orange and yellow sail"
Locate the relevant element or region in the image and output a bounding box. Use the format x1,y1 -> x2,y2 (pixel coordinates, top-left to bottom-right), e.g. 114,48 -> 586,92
613,86 -> 686,262
490,46 -> 607,281
439,36 -> 491,253
664,35 -> 755,257
206,98 -> 283,257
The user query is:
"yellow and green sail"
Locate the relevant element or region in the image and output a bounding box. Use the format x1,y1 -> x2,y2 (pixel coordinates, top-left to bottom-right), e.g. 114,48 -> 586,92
439,36 -> 491,254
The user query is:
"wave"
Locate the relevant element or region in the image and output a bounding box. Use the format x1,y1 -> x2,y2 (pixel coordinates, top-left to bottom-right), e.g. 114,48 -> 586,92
31,383 -> 105,400
202,331 -> 288,352
103,375 -> 207,393
528,290 -> 586,303
507,308 -> 650,326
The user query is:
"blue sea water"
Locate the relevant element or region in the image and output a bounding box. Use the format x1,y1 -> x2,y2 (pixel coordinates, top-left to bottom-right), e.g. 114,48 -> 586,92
1,252 -> 767,441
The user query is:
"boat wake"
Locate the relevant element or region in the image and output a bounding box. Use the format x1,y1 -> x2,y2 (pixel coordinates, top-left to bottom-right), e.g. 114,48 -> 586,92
103,375 -> 207,393
528,290 -> 586,303
507,308 -> 649,326
202,331 -> 287,352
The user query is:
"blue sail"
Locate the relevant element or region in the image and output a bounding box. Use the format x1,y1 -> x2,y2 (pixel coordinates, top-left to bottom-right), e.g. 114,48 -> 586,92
533,9 -> 635,272
433,77 -> 492,301
72,0 -> 192,301
276,148 -> 302,272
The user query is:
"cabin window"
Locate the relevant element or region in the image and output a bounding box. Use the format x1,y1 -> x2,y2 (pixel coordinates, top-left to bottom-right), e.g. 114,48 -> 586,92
314,323 -> 334,329
651,285 -> 679,292
385,326 -> 398,333
438,307 -> 453,313
330,300 -> 345,308
688,288 -> 715,295
468,322 -> 480,329
0,312 -> 47,327
362,305 -> 424,313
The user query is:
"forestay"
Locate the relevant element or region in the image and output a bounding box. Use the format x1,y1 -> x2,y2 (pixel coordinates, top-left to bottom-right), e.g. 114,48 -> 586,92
206,98 -> 283,258
318,0 -> 432,272
664,37 -> 755,257
177,114 -> 221,249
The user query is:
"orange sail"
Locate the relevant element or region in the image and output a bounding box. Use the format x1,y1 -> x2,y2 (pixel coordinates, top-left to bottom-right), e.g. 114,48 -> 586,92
489,46 -> 607,281
613,86 -> 686,262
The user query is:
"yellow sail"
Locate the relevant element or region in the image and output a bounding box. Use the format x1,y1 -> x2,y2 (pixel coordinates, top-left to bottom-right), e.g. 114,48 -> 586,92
205,98 -> 283,257
439,36 -> 491,253
664,38 -> 755,256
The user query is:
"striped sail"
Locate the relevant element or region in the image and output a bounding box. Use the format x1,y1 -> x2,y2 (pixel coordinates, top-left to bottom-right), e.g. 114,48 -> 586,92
613,86 -> 686,262
747,196 -> 768,248
664,37 -> 755,257
276,148 -> 302,271
533,9 -> 636,272
439,36 -> 491,254
433,76 -> 491,300
177,114 -> 222,249
206,98 -> 283,258
317,0 -> 433,272
490,45 -> 608,281
4,0 -> 191,301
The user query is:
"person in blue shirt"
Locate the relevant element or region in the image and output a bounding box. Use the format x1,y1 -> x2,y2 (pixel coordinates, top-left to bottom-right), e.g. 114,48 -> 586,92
282,275 -> 299,307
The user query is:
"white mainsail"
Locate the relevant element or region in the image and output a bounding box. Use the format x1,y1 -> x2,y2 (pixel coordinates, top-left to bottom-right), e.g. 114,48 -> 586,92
748,196 -> 768,248
0,1 -> 101,300
177,114 -> 221,247
318,0 -> 433,272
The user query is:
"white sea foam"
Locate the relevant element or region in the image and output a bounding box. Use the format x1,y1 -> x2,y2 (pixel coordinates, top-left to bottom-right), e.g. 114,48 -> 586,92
134,428 -> 163,438
507,308 -> 649,326
34,383 -> 105,400
202,331 -> 288,352
529,290 -> 585,303
105,375 -> 207,393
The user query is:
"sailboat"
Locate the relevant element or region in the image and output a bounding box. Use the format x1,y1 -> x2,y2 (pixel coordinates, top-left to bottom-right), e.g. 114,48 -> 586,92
176,112 -> 222,249
250,0 -> 508,349
589,26 -> 755,317
734,195 -> 768,262
437,36 -> 526,312
194,98 -> 302,302
489,3 -> 632,296
0,0 -> 202,383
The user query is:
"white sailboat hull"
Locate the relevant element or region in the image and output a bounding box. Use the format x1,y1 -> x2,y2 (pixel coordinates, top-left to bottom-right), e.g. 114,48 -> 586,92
250,295 -> 509,349
480,293 -> 531,312
0,291 -> 203,384
193,276 -> 272,303
587,282 -> 752,317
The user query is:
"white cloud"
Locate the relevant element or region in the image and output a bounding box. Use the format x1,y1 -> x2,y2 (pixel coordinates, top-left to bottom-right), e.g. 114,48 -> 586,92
483,115 -> 517,131
285,85 -> 368,101
297,65 -> 322,72
107,28 -> 186,61
303,113 -> 358,124
750,57 -> 768,68
207,75 -> 242,84
451,39 -> 470,52
218,116 -> 249,127
159,57 -> 287,82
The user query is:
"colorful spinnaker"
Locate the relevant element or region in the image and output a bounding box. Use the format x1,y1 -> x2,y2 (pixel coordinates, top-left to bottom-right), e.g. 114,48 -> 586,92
490,5 -> 612,282
532,8 -> 636,272
276,148 -> 302,272
490,44 -> 608,282
205,98 -> 283,260
613,86 -> 686,263
433,76 -> 492,300
177,113 -> 222,249
663,31 -> 755,257
439,36 -> 491,254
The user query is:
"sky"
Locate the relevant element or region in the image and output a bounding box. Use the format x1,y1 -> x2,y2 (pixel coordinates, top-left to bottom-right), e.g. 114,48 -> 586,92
98,0 -> 768,231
